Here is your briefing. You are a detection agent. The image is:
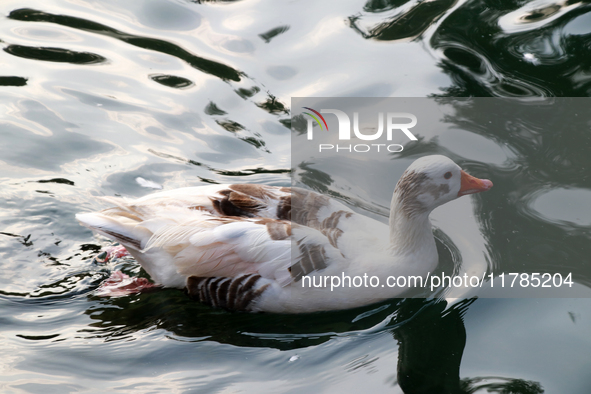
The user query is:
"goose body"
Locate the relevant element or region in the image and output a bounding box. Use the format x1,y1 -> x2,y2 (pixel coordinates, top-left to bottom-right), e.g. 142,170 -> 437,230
77,155 -> 492,313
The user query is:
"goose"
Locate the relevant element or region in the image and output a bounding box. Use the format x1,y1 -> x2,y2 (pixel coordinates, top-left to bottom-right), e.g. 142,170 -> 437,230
76,155 -> 492,313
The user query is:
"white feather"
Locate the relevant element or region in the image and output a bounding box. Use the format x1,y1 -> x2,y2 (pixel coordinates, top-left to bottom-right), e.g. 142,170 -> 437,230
77,156 -> 493,313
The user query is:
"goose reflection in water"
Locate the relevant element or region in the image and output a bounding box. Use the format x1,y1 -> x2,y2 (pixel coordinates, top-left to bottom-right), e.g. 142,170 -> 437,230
393,299 -> 543,394
82,288 -> 542,393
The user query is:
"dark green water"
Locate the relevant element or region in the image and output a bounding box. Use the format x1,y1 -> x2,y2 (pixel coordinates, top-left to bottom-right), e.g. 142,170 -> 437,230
1,0 -> 590,393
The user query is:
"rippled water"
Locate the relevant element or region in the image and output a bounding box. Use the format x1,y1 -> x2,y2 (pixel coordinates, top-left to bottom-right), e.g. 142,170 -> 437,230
1,0 -> 591,392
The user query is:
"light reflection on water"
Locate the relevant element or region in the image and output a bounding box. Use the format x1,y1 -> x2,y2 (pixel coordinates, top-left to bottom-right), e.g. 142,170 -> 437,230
529,187 -> 591,227
0,0 -> 591,392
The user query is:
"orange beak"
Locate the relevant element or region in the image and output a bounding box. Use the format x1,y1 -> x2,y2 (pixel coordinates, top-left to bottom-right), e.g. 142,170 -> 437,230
458,170 -> 493,197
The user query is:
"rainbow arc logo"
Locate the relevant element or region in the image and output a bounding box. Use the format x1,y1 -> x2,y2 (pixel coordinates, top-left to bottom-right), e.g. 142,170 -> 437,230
302,107 -> 328,131
299,103 -> 417,154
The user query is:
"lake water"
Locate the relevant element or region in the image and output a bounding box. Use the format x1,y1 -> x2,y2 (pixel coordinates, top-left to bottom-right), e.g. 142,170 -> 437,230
1,0 -> 591,393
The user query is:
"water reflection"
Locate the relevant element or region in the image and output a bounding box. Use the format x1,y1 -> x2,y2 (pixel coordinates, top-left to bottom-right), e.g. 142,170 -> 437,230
8,8 -> 242,82
349,0 -> 591,96
149,74 -> 194,89
81,292 -> 541,393
1,0 -> 590,391
82,291 -> 400,349
393,299 -> 468,393
394,299 -> 544,394
433,99 -> 591,285
528,187 -> 591,227
259,26 -> 290,43
0,76 -> 27,86
4,45 -> 107,64
430,0 -> 591,96
350,0 -> 458,41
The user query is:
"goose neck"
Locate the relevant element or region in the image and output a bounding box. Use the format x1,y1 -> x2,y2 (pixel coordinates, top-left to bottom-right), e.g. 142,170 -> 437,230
388,196 -> 435,255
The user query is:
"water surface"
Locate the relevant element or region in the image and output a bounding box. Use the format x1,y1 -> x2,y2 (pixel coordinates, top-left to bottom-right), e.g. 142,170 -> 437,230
1,0 -> 591,392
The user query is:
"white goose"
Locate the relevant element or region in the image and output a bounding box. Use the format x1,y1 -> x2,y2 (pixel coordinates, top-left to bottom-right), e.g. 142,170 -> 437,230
77,155 -> 492,313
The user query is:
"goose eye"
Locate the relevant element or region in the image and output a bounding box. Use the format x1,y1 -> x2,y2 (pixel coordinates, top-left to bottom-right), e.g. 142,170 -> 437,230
444,172 -> 452,179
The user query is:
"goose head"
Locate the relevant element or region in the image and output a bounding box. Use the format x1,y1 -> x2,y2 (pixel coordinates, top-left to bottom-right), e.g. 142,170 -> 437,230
393,155 -> 493,219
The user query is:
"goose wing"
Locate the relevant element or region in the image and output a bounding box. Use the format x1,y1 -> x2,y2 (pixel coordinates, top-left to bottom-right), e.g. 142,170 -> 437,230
128,184 -> 292,220
76,202 -> 346,288
125,184 -> 356,230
